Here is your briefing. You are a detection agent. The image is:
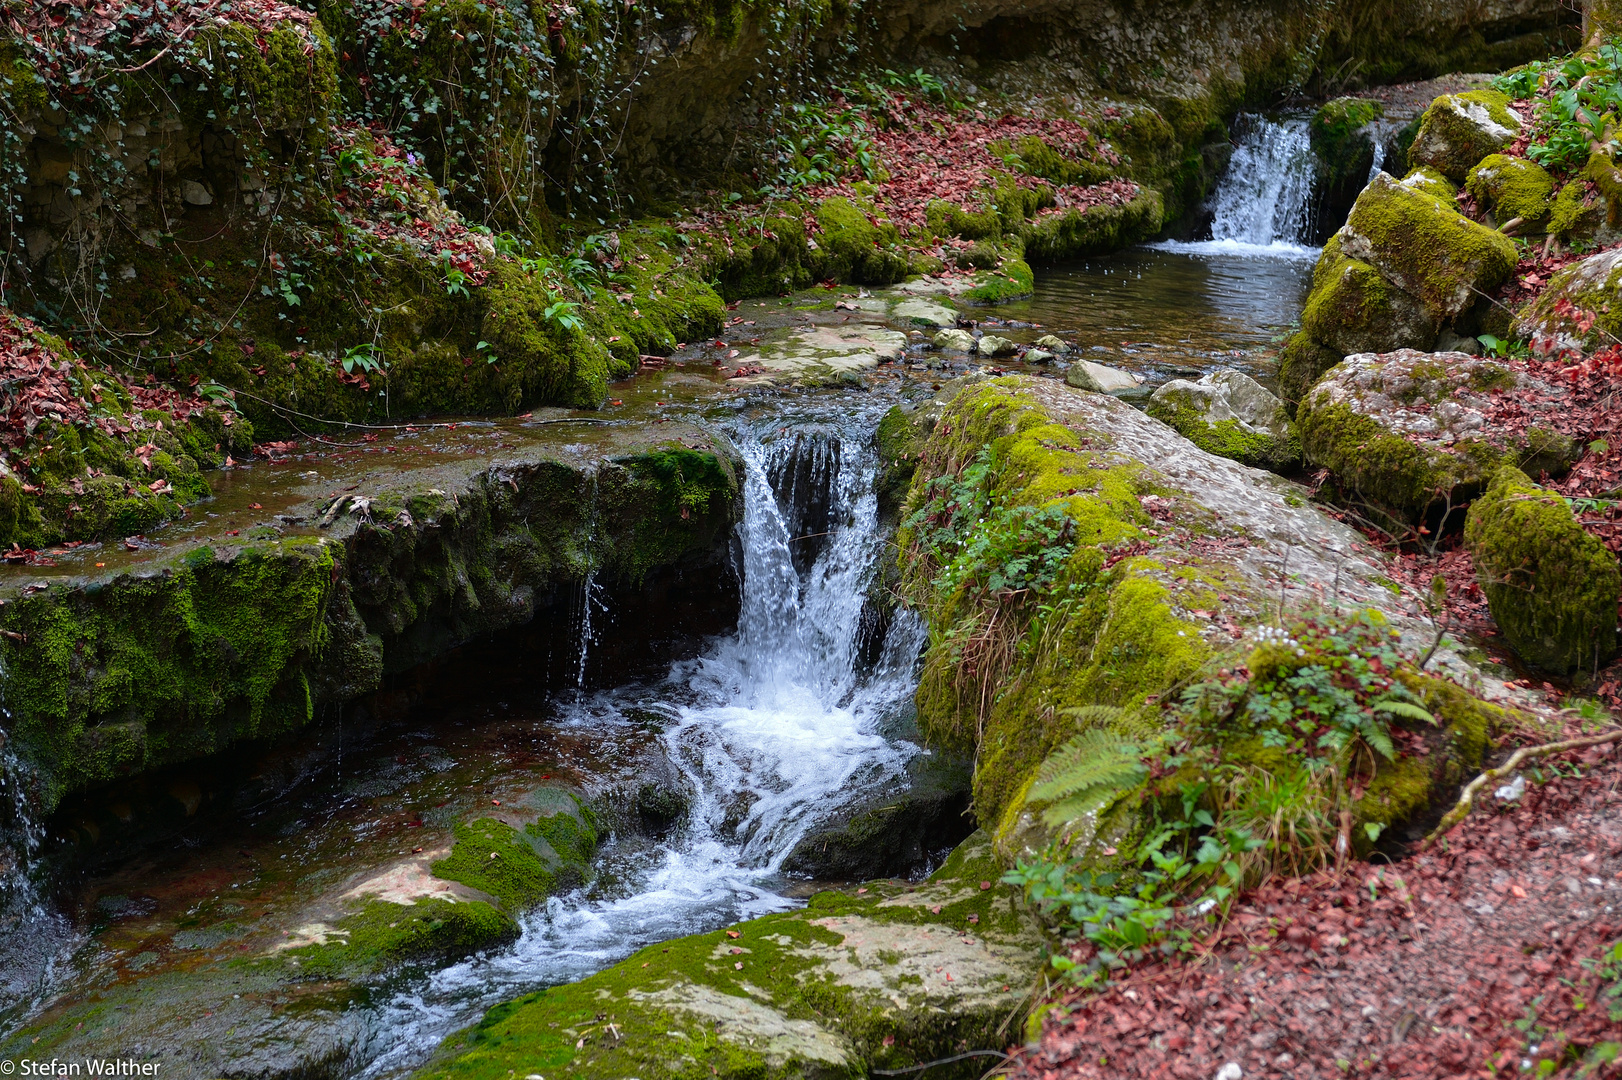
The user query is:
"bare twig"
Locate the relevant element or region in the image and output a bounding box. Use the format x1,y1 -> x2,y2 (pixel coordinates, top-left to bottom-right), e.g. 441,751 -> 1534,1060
1421,728 -> 1622,846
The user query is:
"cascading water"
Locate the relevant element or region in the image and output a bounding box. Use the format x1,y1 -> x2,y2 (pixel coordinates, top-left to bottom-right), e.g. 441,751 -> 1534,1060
1157,115 -> 1319,259
1207,116 -> 1317,248
357,401 -> 926,1077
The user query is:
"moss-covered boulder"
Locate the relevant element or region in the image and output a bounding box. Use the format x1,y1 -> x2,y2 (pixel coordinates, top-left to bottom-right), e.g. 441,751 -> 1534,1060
1465,154 -> 1555,229
1299,232 -> 1439,356
1278,332 -> 1348,410
1146,369 -> 1296,470
1297,349 -> 1579,523
1407,89 -> 1523,182
1464,466 -> 1620,675
1514,245 -> 1622,353
812,197 -> 909,285
1340,172 -> 1520,321
416,831 -> 1041,1080
894,376 -> 1494,860
1311,97 -> 1385,205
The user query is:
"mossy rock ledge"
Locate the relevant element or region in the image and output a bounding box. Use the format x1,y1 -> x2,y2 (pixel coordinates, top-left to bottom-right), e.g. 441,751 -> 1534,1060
1145,369 -> 1297,470
893,375 -> 1517,864
1406,88 -> 1523,182
1464,465 -> 1621,676
0,421 -> 743,814
416,830 -> 1040,1080
6,787 -> 603,1078
1297,349 -> 1579,524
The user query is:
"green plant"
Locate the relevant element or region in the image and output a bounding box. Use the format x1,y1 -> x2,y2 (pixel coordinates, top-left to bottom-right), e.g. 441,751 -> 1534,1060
1498,46 -> 1622,172
1177,614 -> 1435,770
543,300 -> 584,334
1214,763 -> 1340,881
1003,795 -> 1261,981
341,343 -> 385,376
1029,723 -> 1151,828
1478,333 -> 1531,359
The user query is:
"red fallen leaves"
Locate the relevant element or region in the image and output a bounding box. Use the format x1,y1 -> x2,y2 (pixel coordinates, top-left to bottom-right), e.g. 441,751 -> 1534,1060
4,0 -> 316,95
0,307 -> 214,467
1007,744 -> 1622,1080
326,124 -> 491,287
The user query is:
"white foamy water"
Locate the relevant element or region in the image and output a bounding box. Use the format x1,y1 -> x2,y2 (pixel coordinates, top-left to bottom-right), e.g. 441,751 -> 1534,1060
357,404 -> 926,1077
1155,114 -> 1321,259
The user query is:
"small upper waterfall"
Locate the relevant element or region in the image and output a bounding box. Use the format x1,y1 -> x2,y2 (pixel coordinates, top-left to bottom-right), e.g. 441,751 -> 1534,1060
1206,116 -> 1316,247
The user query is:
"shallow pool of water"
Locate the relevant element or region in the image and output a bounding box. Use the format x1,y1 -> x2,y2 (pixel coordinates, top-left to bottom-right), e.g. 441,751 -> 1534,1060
975,244 -> 1316,393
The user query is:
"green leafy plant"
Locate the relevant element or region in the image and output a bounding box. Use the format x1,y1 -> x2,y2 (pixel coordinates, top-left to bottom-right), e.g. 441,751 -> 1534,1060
544,299 -> 585,334
1497,46 -> 1622,172
1029,723 -> 1152,828
341,343 -> 385,376
1478,333 -> 1531,359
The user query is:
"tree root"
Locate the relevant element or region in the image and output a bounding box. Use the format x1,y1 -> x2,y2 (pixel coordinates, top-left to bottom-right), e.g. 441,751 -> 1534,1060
1421,728 -> 1622,847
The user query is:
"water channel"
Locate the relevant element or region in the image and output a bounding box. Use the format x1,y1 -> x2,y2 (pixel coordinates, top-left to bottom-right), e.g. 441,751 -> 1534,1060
0,115 -> 1326,1077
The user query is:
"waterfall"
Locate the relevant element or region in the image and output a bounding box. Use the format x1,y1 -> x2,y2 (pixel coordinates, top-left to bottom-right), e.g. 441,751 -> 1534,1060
1151,115 -> 1319,259
358,399 -> 925,1077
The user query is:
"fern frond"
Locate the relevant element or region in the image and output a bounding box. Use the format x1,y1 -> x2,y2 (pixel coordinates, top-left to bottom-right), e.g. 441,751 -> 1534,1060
1058,703 -> 1159,741
1371,699 -> 1436,726
1031,728 -> 1148,826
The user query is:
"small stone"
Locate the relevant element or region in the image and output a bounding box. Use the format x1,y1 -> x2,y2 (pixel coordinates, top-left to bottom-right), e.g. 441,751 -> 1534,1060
932,328 -> 975,352
1064,359 -> 1141,393
1214,1064 -> 1243,1080
975,334 -> 1016,357
1034,334 -> 1068,354
1024,348 -> 1056,364
180,179 -> 214,206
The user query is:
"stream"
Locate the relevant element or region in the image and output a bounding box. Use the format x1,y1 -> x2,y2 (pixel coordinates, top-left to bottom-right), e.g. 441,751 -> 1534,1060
0,114 -> 1325,1077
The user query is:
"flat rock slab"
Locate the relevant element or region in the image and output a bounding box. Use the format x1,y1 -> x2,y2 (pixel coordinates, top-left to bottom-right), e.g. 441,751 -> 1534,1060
417,831 -> 1041,1080
890,297 -> 959,329
734,325 -> 909,381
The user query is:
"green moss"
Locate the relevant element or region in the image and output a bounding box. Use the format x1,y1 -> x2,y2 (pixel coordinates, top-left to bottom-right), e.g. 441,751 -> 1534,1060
961,258 -> 1034,304
1401,166 -> 1458,199
988,135 -> 1115,187
898,382 -> 1209,845
812,196 -> 907,285
1464,466 -> 1620,675
1144,397 -> 1297,470
179,20 -> 339,145
1465,154 -> 1554,225
1344,172 -> 1519,319
1548,179 -> 1593,237
1408,88 -> 1523,181
278,897 -> 518,980
1295,398 -> 1497,520
0,539 -> 338,810
1311,98 -> 1384,192
1277,332 -> 1345,411
1298,242 -> 1437,357
431,818 -> 570,911
1018,188 -> 1164,263
416,832 -> 1029,1080
925,199 -> 1001,241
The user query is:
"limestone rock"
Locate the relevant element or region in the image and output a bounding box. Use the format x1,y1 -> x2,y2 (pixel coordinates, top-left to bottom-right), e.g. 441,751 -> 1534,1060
1278,332 -> 1347,409
1146,369 -> 1295,469
1034,334 -> 1069,354
1297,349 -> 1578,522
1024,348 -> 1056,364
932,327 -> 976,351
1464,154 -> 1554,228
1299,232 -> 1439,356
1340,172 -> 1519,320
1407,89 -> 1522,182
1401,166 -> 1458,200
1064,359 -> 1141,392
1465,466 -> 1620,675
976,334 -> 1016,357
179,179 -> 213,206
892,297 -> 957,329
1514,245 -> 1622,353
